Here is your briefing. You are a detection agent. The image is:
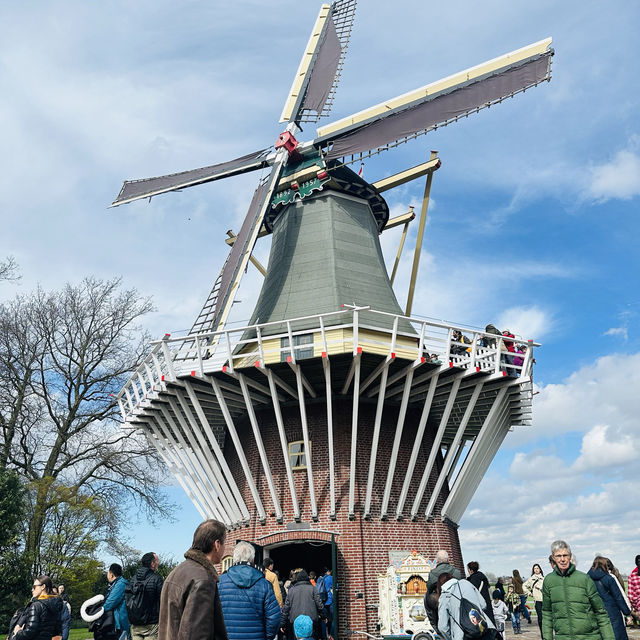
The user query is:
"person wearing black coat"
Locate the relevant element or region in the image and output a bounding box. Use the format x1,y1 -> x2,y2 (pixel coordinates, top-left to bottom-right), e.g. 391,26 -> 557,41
494,577 -> 506,601
11,576 -> 63,640
281,570 -> 326,640
466,561 -> 496,624
588,557 -> 631,640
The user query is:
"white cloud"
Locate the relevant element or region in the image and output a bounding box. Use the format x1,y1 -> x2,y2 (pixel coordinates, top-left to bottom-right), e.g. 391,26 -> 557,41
510,352 -> 640,445
604,327 -> 628,340
497,306 -> 551,341
460,352 -> 640,575
573,424 -> 638,471
586,149 -> 640,202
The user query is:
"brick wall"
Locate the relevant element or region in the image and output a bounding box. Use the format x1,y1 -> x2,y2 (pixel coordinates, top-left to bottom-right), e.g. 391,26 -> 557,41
220,398 -> 464,638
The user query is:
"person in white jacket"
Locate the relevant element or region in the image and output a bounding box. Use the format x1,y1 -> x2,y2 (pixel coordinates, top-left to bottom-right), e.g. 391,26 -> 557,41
438,575 -> 496,640
491,590 -> 509,640
523,564 -> 544,634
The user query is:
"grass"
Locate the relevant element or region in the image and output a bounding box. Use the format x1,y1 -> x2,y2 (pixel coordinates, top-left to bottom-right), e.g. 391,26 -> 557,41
2,629 -> 91,640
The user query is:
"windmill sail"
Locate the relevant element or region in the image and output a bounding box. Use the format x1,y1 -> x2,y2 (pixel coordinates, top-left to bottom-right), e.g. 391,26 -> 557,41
189,156 -> 287,338
111,148 -> 272,206
280,0 -> 357,124
315,38 -> 553,161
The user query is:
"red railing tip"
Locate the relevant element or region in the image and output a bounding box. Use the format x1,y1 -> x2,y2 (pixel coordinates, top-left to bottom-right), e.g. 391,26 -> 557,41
286,355 -> 292,363
391,352 -> 396,359
502,371 -> 507,376
476,366 -> 480,372
449,361 -> 453,367
222,365 -> 227,372
255,361 -> 260,367
164,333 -> 171,337
190,371 -> 196,377
357,347 -> 363,354
421,357 -> 426,363
322,351 -> 327,358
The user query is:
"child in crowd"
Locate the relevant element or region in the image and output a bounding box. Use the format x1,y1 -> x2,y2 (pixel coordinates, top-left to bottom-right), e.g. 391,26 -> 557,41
505,584 -> 522,635
492,589 -> 509,639
294,615 -> 314,640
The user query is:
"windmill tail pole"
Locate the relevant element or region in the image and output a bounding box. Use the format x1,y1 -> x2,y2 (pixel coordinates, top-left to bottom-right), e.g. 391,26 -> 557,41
406,150 -> 438,316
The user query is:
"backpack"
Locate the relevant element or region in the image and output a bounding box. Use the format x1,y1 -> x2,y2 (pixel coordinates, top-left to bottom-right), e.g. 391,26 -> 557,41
125,577 -> 150,625
316,575 -> 329,604
448,582 -> 492,639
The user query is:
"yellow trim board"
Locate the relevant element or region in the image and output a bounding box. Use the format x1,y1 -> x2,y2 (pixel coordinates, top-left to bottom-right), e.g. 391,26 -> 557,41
373,157 -> 440,193
317,37 -> 552,138
279,4 -> 332,123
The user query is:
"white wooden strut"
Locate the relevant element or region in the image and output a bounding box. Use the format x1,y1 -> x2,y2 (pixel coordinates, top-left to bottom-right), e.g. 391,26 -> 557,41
424,380 -> 485,519
163,398 -> 240,523
139,420 -> 208,520
380,366 -> 415,519
145,414 -> 218,520
205,379 -> 267,523
363,357 -> 393,518
238,373 -> 284,522
160,402 -> 236,523
410,373 -> 464,520
396,372 -> 439,518
265,367 -> 301,521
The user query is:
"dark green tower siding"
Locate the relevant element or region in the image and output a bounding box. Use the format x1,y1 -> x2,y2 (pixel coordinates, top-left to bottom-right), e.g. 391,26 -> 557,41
248,190 -> 409,335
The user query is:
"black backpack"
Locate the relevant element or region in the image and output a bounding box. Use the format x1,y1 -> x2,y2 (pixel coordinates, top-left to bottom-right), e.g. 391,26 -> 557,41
448,582 -> 493,639
125,577 -> 150,625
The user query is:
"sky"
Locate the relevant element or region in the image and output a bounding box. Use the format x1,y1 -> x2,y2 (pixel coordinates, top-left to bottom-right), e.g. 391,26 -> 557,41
1,1 -> 639,577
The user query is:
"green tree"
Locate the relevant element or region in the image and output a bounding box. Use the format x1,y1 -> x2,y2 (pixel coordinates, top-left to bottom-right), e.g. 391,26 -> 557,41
0,467 -> 30,629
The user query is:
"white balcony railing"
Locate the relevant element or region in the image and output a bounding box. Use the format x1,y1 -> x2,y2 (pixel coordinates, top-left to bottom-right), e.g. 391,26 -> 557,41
116,305 -> 538,423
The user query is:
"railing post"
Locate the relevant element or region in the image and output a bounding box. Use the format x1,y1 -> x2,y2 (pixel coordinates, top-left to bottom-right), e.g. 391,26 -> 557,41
161,336 -> 177,382
494,337 -> 504,374
286,321 -> 296,364
256,326 -> 265,368
352,308 -> 359,354
225,331 -> 234,373
444,327 -> 453,363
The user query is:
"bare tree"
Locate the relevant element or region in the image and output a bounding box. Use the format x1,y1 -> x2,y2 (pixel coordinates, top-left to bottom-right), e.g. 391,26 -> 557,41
0,277 -> 172,572
0,256 -> 20,282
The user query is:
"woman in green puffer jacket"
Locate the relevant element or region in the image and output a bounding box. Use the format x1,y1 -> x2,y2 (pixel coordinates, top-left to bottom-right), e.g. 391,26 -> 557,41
542,540 -> 614,640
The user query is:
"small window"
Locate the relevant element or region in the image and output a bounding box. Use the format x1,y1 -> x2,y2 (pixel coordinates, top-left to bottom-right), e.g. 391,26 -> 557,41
281,334 -> 314,362
289,440 -> 311,470
221,555 -> 233,573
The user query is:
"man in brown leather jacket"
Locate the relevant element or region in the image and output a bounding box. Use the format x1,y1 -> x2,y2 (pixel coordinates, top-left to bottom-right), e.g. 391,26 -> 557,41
159,519 -> 229,640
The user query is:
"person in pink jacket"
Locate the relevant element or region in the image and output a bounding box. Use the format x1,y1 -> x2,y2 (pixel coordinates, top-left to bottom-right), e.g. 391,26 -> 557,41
629,555 -> 640,622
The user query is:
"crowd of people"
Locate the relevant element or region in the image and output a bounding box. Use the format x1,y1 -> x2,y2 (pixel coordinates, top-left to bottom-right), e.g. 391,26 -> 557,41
6,524 -> 640,640
424,542 -> 640,640
449,325 -> 531,377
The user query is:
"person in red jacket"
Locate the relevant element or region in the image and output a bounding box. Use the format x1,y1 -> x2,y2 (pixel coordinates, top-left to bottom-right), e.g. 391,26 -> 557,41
629,555 -> 640,624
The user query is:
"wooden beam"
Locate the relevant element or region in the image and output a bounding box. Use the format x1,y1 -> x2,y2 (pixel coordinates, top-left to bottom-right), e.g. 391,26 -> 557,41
373,157 -> 441,193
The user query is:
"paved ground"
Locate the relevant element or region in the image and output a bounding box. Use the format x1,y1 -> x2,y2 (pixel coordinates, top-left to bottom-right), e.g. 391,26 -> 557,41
504,614 -> 640,639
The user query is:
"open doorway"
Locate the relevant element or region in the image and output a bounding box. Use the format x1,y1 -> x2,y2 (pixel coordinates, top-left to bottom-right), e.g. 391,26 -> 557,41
267,539 -> 332,581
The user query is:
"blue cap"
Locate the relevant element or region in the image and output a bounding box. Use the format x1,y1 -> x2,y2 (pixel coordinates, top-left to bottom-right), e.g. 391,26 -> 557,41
294,614 -> 314,639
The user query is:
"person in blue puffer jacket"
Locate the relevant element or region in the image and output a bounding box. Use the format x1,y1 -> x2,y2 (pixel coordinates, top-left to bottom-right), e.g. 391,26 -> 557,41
103,563 -> 131,640
219,542 -> 280,640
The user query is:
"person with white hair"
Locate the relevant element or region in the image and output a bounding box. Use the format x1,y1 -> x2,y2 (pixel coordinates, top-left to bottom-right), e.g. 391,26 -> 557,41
542,540 -> 614,640
423,551 -> 463,630
218,541 -> 280,640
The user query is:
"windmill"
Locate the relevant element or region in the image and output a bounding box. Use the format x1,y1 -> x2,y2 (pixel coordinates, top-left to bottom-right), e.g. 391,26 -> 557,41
112,0 -> 552,341
115,3 -> 552,638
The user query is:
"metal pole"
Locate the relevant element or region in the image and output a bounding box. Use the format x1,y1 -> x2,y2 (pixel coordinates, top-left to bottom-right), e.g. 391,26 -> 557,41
390,213 -> 412,286
406,150 -> 438,316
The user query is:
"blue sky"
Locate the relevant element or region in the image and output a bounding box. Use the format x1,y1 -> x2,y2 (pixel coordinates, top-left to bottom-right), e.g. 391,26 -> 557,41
1,1 -> 639,576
